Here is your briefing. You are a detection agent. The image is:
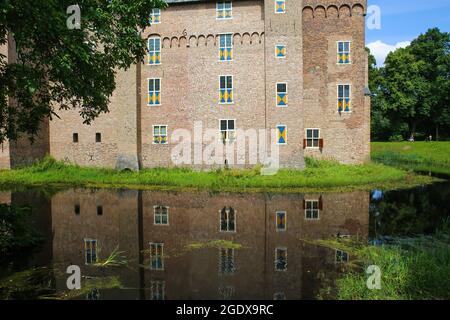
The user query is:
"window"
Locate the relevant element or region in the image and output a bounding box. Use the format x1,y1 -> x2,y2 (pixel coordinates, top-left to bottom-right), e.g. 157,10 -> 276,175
336,250 -> 349,263
338,84 -> 351,112
95,133 -> 101,143
84,239 -> 98,264
150,281 -> 165,300
219,248 -> 235,274
73,133 -> 79,143
338,41 -> 351,64
219,34 -> 233,61
275,44 -> 286,58
97,205 -> 103,216
277,125 -> 287,145
154,205 -> 169,225
219,75 -> 233,104
74,204 -> 80,215
220,207 -> 236,232
305,200 -> 320,220
218,285 -> 235,300
275,0 -> 286,13
148,37 -> 161,65
220,119 -> 236,143
217,1 -> 232,19
305,129 -> 320,148
153,125 -> 168,144
276,211 -> 286,231
276,83 -> 287,107
150,242 -> 164,270
148,78 -> 161,106
150,8 -> 161,24
275,247 -> 287,271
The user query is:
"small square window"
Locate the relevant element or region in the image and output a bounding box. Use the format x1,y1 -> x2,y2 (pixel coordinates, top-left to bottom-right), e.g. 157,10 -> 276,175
73,133 -> 79,143
275,44 -> 286,58
97,205 -> 103,216
275,0 -> 286,14
217,1 -> 232,19
95,133 -> 101,143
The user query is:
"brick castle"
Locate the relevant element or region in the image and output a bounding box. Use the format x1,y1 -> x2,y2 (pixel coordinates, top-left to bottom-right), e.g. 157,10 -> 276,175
0,0 -> 370,170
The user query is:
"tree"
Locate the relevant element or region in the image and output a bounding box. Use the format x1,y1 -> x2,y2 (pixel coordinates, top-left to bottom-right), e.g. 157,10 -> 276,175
0,0 -> 166,142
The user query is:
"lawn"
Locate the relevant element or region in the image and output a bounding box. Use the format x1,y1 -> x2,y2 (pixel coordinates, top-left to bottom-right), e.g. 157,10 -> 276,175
0,156 -> 434,193
372,142 -> 450,176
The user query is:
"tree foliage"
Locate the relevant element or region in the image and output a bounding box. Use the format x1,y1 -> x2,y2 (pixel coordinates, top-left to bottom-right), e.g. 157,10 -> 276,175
0,0 -> 166,142
369,28 -> 450,141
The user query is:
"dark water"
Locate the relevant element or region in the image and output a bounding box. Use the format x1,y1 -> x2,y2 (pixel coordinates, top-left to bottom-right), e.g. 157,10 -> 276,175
0,181 -> 449,300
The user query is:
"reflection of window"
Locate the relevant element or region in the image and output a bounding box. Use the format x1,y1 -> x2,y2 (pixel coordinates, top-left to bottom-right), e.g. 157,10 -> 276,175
276,211 -> 286,231
220,119 -> 236,143
217,1 -> 232,19
274,292 -> 286,300
86,288 -> 100,300
275,247 -> 287,271
219,248 -> 235,274
305,200 -> 320,220
218,285 -> 235,300
150,242 -> 164,270
84,239 -> 98,264
220,207 -> 236,232
154,205 -> 169,225
336,250 -> 349,263
150,281 -> 165,300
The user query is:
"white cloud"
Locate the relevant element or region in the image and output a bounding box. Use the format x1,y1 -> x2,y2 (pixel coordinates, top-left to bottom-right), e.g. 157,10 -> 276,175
366,40 -> 411,66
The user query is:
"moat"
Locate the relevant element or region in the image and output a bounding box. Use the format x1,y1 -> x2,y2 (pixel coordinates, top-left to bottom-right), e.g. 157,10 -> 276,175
0,181 -> 449,300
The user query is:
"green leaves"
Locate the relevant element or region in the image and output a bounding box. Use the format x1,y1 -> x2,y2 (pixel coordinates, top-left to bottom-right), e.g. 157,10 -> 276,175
0,0 -> 167,142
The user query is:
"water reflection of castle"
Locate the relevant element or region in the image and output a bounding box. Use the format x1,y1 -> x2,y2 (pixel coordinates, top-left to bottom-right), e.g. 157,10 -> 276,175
2,189 -> 369,300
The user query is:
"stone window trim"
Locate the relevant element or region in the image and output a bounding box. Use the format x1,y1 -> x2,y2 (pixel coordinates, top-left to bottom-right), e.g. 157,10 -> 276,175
216,1 -> 233,20
303,198 -> 323,220
337,83 -> 352,113
275,211 -> 287,232
150,8 -> 161,24
219,75 -> 234,104
219,119 -> 236,143
275,44 -> 287,59
337,41 -> 352,65
153,124 -> 168,145
304,128 -> 324,150
276,82 -> 288,107
218,33 -> 233,62
275,0 -> 286,14
154,205 -> 169,226
276,124 -> 287,145
275,247 -> 287,272
148,37 -> 161,65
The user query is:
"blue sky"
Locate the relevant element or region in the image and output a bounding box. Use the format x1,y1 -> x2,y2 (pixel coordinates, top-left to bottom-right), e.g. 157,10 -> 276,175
366,0 -> 450,66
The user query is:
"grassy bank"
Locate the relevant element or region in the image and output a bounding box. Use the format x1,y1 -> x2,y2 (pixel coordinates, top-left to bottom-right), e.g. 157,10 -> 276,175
317,224 -> 450,300
0,156 -> 435,193
372,142 -> 450,176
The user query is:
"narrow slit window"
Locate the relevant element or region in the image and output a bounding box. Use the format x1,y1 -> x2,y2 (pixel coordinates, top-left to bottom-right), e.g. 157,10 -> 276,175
73,133 -> 79,143
95,133 -> 101,143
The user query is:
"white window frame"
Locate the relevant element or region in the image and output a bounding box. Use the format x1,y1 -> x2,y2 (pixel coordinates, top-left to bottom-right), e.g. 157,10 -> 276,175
150,242 -> 164,270
274,0 -> 286,14
148,37 -> 161,65
150,8 -> 161,24
219,207 -> 237,233
305,199 -> 320,220
305,128 -> 320,149
216,1 -> 233,20
84,238 -> 98,265
152,124 -> 168,145
275,211 -> 287,232
218,33 -> 233,62
275,44 -> 286,59
219,75 -> 234,105
275,247 -> 287,272
276,124 -> 287,145
219,119 -> 236,143
154,205 -> 169,225
276,82 -> 288,108
148,78 -> 161,106
337,84 -> 351,113
337,41 -> 351,65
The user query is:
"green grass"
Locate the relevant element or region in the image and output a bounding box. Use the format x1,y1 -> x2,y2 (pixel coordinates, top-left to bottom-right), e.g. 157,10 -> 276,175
372,142 -> 450,176
0,156 -> 436,193
316,224 -> 450,300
